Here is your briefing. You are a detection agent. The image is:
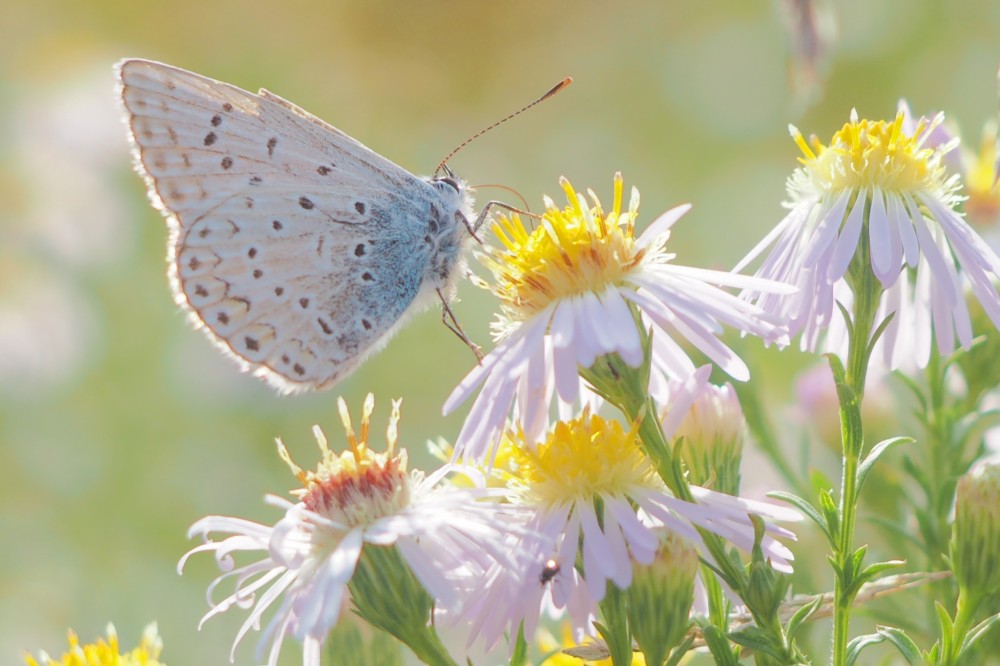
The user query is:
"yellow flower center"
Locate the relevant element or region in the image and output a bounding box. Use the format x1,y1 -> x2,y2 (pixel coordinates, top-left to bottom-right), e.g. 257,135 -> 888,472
278,394 -> 410,526
24,624 -> 163,666
506,411 -> 656,506
793,111 -> 944,194
484,174 -> 645,329
965,122 -> 1000,227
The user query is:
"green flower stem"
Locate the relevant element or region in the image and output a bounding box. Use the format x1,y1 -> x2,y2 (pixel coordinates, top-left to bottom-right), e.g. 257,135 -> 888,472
945,586 -> 985,665
598,582 -> 633,666
831,238 -> 883,666
920,350 -> 958,571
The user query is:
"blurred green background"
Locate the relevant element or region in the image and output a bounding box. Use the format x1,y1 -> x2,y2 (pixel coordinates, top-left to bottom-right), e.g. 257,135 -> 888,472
2,0 -> 999,664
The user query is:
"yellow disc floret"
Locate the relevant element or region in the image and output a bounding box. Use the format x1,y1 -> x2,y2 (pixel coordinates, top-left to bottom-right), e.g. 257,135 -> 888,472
965,121 -> 1000,227
507,410 -> 657,506
484,173 -> 645,332
24,624 -> 164,666
277,394 -> 410,526
792,110 -> 946,194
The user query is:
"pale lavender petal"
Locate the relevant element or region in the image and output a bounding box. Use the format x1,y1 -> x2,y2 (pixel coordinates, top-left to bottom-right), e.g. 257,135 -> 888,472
601,501 -> 633,589
890,194 -> 920,267
601,287 -> 643,366
664,263 -> 797,295
913,213 -> 960,304
868,187 -> 897,285
606,497 -> 658,564
661,366 -> 711,438
636,203 -> 692,249
827,189 -> 866,282
734,198 -> 814,273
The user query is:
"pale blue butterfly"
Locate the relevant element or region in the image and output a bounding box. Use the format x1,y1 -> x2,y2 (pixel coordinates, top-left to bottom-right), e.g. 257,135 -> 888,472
117,59 -> 502,393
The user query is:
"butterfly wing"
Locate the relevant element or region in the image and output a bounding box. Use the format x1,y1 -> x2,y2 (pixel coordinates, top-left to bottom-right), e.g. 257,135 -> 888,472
117,59 -> 461,392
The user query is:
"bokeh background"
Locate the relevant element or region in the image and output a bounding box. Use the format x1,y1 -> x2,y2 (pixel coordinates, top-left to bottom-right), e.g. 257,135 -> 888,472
2,1 -> 999,664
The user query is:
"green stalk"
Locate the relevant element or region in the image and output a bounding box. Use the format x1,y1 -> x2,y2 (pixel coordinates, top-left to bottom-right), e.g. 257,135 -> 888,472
945,587 -> 985,665
830,219 -> 883,666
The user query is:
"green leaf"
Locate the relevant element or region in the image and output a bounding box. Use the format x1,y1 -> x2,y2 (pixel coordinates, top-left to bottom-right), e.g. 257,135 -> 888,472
509,624 -> 528,666
867,312 -> 897,359
768,491 -> 833,543
700,624 -> 740,666
857,560 -> 906,587
819,489 -> 840,541
849,545 -> 869,581
664,636 -> 696,666
857,436 -> 913,493
846,632 -> 886,666
875,626 -> 922,664
935,602 -> 955,658
958,611 -> 1000,659
787,595 -> 824,641
728,626 -> 784,660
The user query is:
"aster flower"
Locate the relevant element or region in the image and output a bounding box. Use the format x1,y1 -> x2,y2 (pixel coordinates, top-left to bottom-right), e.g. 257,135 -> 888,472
24,623 -> 164,666
460,369 -> 800,650
445,174 -> 793,462
736,108 -> 1000,367
180,395 -> 536,666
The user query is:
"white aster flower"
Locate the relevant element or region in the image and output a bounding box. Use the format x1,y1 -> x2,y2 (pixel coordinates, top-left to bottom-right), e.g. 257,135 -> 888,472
445,174 -> 793,462
460,368 -> 800,650
736,108 -> 1000,367
180,395 -> 533,666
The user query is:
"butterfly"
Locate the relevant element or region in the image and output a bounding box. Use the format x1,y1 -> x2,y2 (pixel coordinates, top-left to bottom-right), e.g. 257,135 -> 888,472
116,59 -> 481,393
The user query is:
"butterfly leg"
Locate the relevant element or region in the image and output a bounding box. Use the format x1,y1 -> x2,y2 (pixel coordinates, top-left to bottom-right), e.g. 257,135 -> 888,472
437,288 -> 483,362
469,200 -> 542,241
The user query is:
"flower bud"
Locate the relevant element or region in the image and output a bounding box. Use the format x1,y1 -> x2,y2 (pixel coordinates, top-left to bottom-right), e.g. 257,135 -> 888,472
672,382 -> 745,495
626,530 -> 698,666
950,461 -> 1000,595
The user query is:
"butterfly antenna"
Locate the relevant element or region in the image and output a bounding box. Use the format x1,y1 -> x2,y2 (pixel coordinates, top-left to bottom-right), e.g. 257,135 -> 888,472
471,183 -> 533,216
434,77 -> 573,177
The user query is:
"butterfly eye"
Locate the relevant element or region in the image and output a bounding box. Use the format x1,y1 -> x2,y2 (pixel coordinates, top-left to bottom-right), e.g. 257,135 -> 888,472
436,177 -> 461,193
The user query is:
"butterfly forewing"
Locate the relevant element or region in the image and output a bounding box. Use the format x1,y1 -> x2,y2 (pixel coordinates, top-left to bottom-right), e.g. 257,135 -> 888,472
117,59 -> 470,392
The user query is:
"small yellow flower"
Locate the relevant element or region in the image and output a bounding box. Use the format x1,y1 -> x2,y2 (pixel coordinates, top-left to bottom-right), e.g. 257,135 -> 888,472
24,624 -> 163,666
536,624 -> 649,665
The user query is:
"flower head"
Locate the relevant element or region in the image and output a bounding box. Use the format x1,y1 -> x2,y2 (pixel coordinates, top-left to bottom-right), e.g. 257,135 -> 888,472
181,395 -> 533,666
461,376 -> 799,649
737,108 -> 1000,367
24,624 -> 163,666
446,174 -> 792,462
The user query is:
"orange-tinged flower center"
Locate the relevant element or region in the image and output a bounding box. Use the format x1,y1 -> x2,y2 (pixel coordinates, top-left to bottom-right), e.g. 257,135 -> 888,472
278,394 -> 410,526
